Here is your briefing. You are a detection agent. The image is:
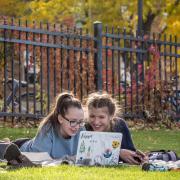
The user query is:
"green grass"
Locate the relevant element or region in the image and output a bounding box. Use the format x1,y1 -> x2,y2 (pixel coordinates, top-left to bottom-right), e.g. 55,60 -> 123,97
131,129 -> 180,155
0,127 -> 180,180
0,164 -> 180,180
0,127 -> 37,140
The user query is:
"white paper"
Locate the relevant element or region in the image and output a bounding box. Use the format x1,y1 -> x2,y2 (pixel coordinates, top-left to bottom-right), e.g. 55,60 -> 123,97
21,152 -> 52,162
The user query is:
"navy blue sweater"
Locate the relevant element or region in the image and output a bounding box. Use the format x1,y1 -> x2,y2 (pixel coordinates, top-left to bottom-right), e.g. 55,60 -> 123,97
85,118 -> 136,152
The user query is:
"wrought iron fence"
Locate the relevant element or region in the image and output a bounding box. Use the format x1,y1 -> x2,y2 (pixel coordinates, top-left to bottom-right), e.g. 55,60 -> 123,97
0,19 -> 179,122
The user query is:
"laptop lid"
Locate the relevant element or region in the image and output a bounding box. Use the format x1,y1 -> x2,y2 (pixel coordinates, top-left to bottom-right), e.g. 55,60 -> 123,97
76,131 -> 122,166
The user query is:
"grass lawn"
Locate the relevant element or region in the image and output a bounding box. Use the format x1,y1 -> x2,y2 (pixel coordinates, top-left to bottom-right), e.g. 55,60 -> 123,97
0,165 -> 179,180
131,129 -> 180,155
0,127 -> 180,180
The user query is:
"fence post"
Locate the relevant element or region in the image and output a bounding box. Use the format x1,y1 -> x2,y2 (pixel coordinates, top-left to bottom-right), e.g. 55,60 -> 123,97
137,0 -> 143,36
94,21 -> 103,92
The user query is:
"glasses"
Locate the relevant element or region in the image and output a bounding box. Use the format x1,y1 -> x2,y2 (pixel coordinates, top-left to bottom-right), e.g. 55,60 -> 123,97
62,116 -> 85,127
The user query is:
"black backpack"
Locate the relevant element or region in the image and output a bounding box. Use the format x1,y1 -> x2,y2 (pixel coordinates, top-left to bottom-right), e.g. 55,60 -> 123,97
148,150 -> 179,162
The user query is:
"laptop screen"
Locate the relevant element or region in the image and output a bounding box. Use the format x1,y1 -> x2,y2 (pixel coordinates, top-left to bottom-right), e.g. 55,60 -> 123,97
76,131 -> 122,166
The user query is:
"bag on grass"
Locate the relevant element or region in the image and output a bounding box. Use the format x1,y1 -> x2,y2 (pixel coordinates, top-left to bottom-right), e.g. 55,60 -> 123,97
147,150 -> 179,162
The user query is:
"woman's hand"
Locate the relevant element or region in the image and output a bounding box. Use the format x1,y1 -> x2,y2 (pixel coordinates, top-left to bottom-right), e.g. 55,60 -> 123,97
136,149 -> 149,163
119,149 -> 145,165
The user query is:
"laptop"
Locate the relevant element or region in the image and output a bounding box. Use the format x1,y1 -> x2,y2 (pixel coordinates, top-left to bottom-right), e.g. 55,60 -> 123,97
75,131 -> 122,166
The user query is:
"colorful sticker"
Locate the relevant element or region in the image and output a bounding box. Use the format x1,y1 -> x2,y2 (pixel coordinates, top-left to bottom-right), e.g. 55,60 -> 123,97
94,155 -> 103,165
112,140 -> 120,149
87,146 -> 91,157
103,148 -> 112,158
79,140 -> 85,153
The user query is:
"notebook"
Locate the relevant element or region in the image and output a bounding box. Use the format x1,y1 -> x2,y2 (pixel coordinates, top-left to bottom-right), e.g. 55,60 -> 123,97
75,131 -> 122,166
21,152 -> 52,162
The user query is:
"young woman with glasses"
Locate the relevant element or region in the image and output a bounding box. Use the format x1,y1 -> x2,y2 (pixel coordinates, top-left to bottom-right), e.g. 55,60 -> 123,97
0,92 -> 85,163
20,92 -> 85,158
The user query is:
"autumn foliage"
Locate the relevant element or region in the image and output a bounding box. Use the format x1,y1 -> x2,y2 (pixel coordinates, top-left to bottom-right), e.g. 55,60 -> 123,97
0,17 -> 179,122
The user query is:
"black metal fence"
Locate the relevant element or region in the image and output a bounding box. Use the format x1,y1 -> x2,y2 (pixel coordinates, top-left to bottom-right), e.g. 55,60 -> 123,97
0,19 -> 179,122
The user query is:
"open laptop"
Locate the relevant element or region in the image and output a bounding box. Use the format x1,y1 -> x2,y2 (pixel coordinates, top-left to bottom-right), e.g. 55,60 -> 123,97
75,131 -> 122,166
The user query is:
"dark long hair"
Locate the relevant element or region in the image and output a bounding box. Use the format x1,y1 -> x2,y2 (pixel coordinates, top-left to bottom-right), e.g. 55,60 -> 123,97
38,92 -> 82,135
